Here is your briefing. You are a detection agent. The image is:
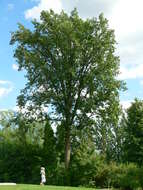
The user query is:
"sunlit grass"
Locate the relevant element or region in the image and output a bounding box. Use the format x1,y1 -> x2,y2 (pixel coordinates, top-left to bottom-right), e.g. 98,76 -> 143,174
0,184 -> 96,190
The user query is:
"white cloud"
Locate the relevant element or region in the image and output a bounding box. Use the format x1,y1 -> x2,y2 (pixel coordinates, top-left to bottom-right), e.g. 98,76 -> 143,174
25,0 -> 62,20
0,81 -> 13,98
120,100 -> 132,109
25,0 -> 116,20
119,64 -> 143,80
108,0 -> 143,80
24,0 -> 143,41
140,80 -> 143,86
12,64 -> 19,71
0,80 -> 10,85
109,0 -> 143,41
8,3 -> 14,11
62,0 -> 116,18
0,88 -> 12,97
13,106 -> 18,112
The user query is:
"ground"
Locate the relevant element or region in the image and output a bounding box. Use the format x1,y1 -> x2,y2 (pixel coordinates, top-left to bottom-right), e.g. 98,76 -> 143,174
0,184 -> 95,190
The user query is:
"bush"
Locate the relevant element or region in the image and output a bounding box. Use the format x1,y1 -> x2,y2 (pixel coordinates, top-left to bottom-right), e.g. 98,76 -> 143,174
119,164 -> 140,190
108,163 -> 140,190
74,160 -> 142,190
70,152 -> 105,187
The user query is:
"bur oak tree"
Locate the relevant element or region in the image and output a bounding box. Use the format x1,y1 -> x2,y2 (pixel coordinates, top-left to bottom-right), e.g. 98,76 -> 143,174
10,9 -> 123,170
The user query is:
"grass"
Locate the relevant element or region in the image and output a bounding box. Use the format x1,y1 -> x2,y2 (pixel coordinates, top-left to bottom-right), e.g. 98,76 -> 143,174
0,184 -> 96,190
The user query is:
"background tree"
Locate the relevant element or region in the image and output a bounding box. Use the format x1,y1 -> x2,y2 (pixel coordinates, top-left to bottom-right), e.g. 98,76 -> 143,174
0,110 -> 43,183
56,122 -> 65,163
42,120 -> 57,183
70,127 -> 98,187
123,99 -> 143,165
93,99 -> 124,162
0,110 -> 15,128
10,9 -> 124,170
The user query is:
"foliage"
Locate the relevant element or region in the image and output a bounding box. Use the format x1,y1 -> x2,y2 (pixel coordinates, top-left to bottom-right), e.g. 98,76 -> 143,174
1,110 -> 143,189
0,141 -> 42,184
0,111 -> 43,184
0,110 -> 15,128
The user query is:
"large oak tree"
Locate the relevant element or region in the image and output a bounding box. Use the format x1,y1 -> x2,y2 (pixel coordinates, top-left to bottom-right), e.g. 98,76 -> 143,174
10,9 -> 123,170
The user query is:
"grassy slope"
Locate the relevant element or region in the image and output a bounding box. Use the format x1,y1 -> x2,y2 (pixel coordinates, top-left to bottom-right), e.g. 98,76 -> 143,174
0,184 -> 95,190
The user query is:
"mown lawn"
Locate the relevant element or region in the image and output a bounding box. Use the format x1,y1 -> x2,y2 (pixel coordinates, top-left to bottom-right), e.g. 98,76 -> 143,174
0,184 -> 96,190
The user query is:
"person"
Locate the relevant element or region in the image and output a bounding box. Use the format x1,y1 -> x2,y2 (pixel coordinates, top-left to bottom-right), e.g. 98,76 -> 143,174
40,167 -> 46,185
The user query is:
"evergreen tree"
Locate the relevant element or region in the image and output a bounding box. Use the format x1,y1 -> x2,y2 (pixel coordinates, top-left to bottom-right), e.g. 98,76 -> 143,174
43,120 -> 56,168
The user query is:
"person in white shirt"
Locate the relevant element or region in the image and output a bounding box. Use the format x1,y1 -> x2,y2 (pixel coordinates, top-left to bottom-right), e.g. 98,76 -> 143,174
40,167 -> 46,185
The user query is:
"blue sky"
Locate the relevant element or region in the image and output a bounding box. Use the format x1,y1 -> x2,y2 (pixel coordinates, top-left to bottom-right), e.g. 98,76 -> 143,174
0,0 -> 143,110
0,0 -> 35,110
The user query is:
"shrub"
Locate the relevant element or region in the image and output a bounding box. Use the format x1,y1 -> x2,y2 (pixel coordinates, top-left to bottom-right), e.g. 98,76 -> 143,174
109,163 -> 140,190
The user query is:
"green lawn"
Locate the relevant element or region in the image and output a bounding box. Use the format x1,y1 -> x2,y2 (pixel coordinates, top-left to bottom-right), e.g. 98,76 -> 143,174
0,184 -> 95,190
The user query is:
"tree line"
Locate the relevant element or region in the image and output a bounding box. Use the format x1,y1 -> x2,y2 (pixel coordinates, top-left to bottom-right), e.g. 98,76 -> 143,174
0,98 -> 143,189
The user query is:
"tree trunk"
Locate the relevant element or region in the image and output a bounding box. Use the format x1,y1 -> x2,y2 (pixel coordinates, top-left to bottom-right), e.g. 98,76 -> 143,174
65,128 -> 71,170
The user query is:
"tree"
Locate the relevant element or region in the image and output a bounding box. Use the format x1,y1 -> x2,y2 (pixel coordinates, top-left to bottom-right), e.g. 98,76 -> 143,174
43,120 -> 56,168
123,99 -> 143,165
56,122 -> 65,163
71,127 -> 98,187
92,99 -> 124,162
0,110 -> 15,128
0,110 -> 43,183
10,9 -> 124,170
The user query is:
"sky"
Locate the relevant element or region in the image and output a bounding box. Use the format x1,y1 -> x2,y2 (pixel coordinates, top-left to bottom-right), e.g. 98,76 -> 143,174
0,0 -> 143,111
